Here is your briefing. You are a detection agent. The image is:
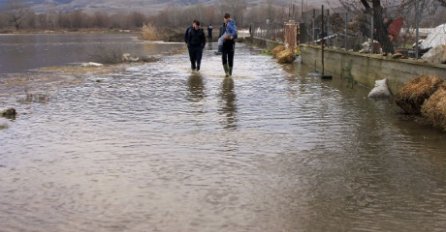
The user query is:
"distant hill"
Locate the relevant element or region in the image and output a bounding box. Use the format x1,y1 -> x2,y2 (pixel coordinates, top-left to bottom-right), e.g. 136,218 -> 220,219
0,0 -> 341,14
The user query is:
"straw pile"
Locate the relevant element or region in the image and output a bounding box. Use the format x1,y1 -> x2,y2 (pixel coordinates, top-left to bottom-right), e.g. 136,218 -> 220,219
395,75 -> 443,114
271,45 -> 286,58
421,84 -> 446,130
277,49 -> 295,64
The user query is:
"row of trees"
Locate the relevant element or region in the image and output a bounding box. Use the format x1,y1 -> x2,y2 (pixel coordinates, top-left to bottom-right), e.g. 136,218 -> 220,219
0,0 -> 147,31
0,0 -> 304,32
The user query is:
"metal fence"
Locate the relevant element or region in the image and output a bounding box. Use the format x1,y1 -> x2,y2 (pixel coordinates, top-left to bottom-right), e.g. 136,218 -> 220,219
248,3 -> 446,61
299,3 -> 446,58
250,21 -> 286,42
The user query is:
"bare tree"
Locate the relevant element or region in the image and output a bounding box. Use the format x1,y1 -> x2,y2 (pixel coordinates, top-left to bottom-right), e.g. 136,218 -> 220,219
3,0 -> 32,30
339,0 -> 446,53
436,0 -> 446,6
93,12 -> 111,28
0,13 -> 8,29
220,0 -> 247,26
127,11 -> 146,28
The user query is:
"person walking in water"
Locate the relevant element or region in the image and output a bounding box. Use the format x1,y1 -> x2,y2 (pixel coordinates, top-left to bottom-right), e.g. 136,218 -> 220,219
207,24 -> 213,40
219,13 -> 237,77
184,20 -> 206,71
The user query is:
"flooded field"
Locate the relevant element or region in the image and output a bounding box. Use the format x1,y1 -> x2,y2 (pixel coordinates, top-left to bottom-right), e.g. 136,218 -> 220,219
1,40 -> 446,232
0,33 -> 182,74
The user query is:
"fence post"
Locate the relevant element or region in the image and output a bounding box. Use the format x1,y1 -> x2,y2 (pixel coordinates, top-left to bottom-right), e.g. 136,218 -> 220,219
312,9 -> 315,44
415,0 -> 420,59
345,11 -> 348,50
370,8 -> 374,54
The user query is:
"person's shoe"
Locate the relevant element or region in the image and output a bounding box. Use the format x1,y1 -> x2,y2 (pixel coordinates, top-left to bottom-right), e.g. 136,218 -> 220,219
197,66 -> 200,71
223,65 -> 230,77
229,66 -> 233,76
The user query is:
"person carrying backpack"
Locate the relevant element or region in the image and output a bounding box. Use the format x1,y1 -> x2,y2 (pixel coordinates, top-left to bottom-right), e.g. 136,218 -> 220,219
219,13 -> 237,77
184,20 -> 206,71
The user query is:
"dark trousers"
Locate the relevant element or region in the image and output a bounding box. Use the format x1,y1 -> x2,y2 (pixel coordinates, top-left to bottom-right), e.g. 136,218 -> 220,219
188,46 -> 203,70
222,43 -> 235,67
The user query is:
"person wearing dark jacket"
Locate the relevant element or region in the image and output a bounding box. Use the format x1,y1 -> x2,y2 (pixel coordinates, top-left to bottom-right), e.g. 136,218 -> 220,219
185,20 -> 206,71
219,13 -> 237,77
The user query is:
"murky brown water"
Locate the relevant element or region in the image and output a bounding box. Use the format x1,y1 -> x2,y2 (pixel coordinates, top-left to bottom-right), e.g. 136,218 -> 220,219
1,41 -> 446,232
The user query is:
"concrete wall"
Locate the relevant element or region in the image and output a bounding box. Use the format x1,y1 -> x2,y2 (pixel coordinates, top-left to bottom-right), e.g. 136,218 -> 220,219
301,45 -> 446,93
246,37 -> 282,50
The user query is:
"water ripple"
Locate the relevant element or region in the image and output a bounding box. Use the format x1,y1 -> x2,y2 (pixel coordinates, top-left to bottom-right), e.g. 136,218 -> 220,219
1,43 -> 446,232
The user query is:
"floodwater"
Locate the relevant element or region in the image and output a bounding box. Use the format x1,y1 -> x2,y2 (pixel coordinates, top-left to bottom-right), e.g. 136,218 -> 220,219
1,39 -> 446,232
0,33 -> 181,74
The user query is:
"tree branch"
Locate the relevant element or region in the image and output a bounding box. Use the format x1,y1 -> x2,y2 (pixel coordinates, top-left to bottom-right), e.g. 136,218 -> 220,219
360,0 -> 371,9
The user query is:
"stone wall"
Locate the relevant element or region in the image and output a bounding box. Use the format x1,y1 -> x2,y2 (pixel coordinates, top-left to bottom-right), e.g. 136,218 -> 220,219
246,37 -> 282,50
301,45 -> 446,93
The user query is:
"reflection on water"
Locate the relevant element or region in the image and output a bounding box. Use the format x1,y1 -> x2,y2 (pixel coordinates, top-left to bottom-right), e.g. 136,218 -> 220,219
1,43 -> 446,232
17,93 -> 50,104
219,77 -> 237,129
187,73 -> 205,101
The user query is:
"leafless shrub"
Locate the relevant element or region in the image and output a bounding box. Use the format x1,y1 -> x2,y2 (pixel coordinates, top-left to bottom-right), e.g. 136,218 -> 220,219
141,23 -> 161,41
88,46 -> 126,64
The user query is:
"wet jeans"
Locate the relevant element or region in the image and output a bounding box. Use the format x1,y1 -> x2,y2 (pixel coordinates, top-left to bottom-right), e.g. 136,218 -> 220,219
222,42 -> 235,68
188,46 -> 203,70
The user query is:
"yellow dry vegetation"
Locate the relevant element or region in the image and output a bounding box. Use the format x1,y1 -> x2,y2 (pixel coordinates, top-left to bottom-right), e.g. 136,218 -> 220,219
271,45 -> 286,58
277,49 -> 295,64
142,23 -> 161,41
422,84 -> 446,130
395,75 -> 443,114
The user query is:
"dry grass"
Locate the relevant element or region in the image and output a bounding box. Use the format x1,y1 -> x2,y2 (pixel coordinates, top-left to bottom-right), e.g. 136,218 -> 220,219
421,84 -> 446,130
141,24 -> 185,42
395,75 -> 444,115
277,49 -> 295,64
89,46 -> 125,64
271,45 -> 286,58
142,23 -> 161,41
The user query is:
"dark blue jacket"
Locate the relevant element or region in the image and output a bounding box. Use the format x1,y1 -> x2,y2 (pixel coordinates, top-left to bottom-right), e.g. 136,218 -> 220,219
184,26 -> 206,48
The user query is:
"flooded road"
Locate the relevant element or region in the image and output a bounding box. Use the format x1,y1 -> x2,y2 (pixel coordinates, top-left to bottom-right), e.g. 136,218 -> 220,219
1,43 -> 446,232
